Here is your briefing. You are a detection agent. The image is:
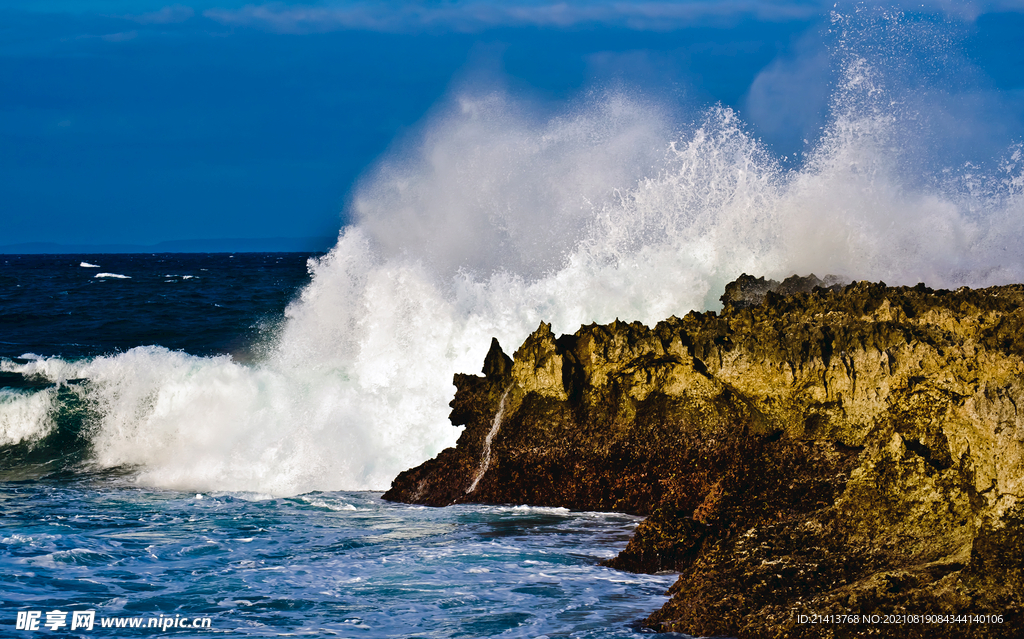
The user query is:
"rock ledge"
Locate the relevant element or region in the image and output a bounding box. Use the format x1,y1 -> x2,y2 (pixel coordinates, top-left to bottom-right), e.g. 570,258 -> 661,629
385,276 -> 1024,638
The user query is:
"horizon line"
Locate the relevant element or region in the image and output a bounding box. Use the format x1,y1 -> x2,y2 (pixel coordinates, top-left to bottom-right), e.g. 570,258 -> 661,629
0,236 -> 338,255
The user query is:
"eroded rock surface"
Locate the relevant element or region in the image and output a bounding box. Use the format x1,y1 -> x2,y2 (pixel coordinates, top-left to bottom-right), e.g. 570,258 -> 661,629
384,276 -> 1024,637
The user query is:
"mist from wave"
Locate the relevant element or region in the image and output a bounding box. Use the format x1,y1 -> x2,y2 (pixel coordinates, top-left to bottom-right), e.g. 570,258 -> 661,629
2,9 -> 1022,495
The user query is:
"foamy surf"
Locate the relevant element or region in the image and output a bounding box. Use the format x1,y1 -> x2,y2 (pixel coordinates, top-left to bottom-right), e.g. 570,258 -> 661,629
2,13 -> 1022,495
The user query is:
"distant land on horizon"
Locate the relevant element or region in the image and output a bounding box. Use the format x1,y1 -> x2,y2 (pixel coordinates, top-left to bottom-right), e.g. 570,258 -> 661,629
0,237 -> 337,255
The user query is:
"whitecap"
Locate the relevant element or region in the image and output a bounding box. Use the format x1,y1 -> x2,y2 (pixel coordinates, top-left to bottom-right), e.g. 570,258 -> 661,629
300,496 -> 358,511
8,13 -> 1023,497
0,387 -> 57,447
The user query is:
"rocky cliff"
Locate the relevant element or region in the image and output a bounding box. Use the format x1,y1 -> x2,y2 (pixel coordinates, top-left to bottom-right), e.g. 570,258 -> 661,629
384,276 -> 1024,638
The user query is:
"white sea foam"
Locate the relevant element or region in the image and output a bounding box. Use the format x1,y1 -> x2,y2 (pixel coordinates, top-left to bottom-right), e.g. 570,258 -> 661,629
507,505 -> 571,515
300,496 -> 358,511
2,355 -> 78,384
94,273 -> 131,279
0,388 -> 56,447
5,15 -> 1023,495
80,262 -> 100,268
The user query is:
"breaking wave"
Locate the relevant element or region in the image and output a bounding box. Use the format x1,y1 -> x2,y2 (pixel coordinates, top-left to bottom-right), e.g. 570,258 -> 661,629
2,11 -> 1022,494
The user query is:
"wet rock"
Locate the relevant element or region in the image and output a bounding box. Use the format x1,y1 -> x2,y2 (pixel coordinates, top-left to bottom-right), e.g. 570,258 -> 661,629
384,276 -> 1024,637
720,272 -> 846,309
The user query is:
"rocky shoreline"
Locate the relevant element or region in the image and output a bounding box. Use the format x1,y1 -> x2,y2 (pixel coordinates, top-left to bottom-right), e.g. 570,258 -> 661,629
384,275 -> 1024,638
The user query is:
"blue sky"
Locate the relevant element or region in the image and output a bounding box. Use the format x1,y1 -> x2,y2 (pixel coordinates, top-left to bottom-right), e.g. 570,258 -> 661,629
2,1 -> 1023,248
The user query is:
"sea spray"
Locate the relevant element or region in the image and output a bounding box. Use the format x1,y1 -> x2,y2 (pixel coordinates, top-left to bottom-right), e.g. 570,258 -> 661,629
467,387 -> 512,494
0,387 -> 57,448
3,13 -> 1024,494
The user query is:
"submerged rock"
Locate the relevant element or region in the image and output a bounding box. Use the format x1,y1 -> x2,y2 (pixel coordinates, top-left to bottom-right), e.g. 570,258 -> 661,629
384,277 -> 1024,637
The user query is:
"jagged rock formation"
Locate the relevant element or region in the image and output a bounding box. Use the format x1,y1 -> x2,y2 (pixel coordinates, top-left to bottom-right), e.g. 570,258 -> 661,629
384,276 -> 1024,638
720,272 -> 847,308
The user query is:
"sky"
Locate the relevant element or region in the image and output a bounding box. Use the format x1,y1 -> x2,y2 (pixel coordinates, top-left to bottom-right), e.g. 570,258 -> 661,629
2,0 -> 1023,250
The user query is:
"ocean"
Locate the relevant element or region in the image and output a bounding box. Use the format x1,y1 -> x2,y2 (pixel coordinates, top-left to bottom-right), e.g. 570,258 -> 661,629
4,10 -> 1024,636
0,254 -> 676,637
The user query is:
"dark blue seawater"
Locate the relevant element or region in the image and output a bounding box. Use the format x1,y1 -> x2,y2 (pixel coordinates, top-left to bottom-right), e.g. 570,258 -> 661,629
0,254 -> 316,360
1,254 -> 681,638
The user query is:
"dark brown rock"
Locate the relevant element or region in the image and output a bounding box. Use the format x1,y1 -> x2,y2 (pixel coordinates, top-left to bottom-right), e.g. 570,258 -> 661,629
384,277 -> 1024,637
719,272 -> 846,309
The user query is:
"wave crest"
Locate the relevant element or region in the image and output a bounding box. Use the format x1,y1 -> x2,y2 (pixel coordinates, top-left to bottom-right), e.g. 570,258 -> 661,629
4,24 -> 1023,493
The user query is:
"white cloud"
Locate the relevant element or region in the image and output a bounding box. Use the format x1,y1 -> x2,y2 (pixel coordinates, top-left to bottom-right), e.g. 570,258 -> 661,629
202,1 -> 826,34
200,1 -> 1024,34
743,32 -> 831,152
122,5 -> 195,25
101,30 -> 139,41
